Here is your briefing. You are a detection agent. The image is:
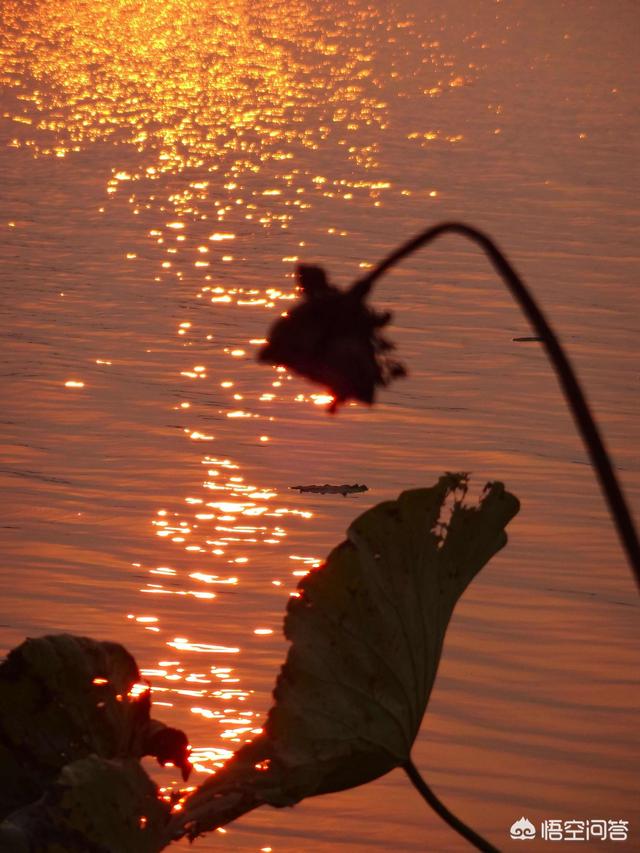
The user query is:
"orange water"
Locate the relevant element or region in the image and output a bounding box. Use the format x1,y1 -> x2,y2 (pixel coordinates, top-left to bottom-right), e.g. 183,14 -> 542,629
1,1 -> 638,850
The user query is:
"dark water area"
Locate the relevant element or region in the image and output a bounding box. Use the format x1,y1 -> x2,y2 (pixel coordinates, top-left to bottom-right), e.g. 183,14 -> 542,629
1,1 -> 638,849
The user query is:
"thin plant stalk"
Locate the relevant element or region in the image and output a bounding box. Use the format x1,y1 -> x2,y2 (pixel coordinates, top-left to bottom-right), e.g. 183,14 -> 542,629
403,759 -> 499,852
352,222 -> 640,591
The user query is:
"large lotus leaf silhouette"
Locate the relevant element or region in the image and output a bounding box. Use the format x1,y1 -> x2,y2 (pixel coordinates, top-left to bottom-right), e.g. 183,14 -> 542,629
170,474 -> 519,842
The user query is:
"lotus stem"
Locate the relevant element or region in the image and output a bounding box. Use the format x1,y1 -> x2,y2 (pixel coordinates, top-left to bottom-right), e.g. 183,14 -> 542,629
403,759 -> 498,852
352,221 -> 640,592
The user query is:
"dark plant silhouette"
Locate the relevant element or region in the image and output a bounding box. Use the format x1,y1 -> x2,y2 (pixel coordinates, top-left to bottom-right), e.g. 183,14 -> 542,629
167,475 -> 517,852
258,222 -> 640,590
259,264 -> 405,411
0,635 -> 191,850
0,479 -> 515,851
0,478 -> 515,852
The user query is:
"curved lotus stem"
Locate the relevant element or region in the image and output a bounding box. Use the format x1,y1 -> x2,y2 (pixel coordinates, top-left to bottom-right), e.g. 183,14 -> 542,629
351,221 -> 640,591
403,759 -> 499,852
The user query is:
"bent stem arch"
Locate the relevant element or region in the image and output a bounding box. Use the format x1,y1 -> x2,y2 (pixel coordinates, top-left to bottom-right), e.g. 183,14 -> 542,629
351,221 -> 640,592
403,759 -> 499,852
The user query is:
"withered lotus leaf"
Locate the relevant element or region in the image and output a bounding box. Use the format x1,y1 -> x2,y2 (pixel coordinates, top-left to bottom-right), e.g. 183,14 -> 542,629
0,634 -> 191,849
0,757 -> 169,852
170,474 -> 519,842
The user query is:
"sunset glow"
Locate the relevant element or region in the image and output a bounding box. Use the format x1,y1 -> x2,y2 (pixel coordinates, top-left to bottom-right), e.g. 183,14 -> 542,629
1,0 -> 638,849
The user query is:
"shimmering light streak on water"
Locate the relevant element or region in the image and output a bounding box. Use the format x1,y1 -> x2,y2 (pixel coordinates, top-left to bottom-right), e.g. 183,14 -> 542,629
1,0 -> 638,850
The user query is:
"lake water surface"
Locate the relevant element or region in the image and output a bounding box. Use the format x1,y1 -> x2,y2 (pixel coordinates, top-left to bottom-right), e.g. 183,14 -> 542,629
1,1 -> 638,849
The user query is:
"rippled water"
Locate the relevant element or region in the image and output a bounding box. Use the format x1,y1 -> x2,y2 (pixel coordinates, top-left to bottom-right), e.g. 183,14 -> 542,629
1,0 -> 638,849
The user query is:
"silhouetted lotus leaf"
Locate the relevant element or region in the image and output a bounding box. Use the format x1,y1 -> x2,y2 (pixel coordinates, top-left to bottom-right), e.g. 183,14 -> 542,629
258,264 -> 406,411
0,634 -> 191,823
170,474 -> 519,842
0,756 -> 170,852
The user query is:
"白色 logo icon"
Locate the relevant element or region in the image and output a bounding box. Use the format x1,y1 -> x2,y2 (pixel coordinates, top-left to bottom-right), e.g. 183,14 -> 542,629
510,817 -> 536,840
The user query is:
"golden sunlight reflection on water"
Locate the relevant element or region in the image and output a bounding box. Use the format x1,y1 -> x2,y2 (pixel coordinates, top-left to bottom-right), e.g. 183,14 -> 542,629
1,0 -> 639,849
134,452 -> 318,776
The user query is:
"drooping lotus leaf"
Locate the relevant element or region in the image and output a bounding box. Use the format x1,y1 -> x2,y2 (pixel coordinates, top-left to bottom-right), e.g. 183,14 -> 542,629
0,756 -> 170,853
168,474 -> 519,842
0,634 -> 190,822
